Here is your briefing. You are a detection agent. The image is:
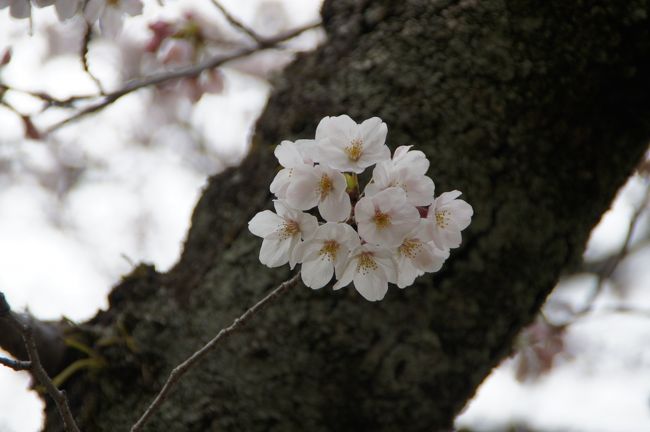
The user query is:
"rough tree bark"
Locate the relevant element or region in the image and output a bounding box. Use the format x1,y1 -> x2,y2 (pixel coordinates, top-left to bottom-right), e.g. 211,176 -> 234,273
5,0 -> 650,431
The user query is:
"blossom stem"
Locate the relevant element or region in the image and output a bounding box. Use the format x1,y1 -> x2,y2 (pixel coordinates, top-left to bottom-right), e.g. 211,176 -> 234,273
130,273 -> 301,432
353,173 -> 361,198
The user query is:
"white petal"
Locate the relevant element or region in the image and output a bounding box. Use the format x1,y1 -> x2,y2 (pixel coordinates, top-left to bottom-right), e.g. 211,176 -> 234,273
353,270 -> 388,301
359,143 -> 390,169
396,256 -> 419,288
273,199 -> 297,219
436,190 -> 463,206
259,238 -> 291,267
333,258 -> 355,290
269,168 -> 291,198
285,166 -> 320,210
412,243 -> 448,273
447,200 -> 474,230
84,0 -> 103,22
55,0 -> 80,20
403,175 -> 435,206
358,222 -> 381,246
295,139 -> 317,164
374,253 -> 398,285
359,117 -> 387,149
301,257 -> 334,289
319,190 -> 351,222
392,145 -> 412,160
316,114 -> 355,144
374,187 -> 406,213
99,7 -> 123,37
316,142 -> 354,172
297,212 -> 318,239
340,226 -> 361,250
248,210 -> 282,238
274,140 -> 303,168
121,0 -> 142,16
393,146 -> 429,175
353,196 -> 375,224
366,162 -> 392,196
435,223 -> 462,249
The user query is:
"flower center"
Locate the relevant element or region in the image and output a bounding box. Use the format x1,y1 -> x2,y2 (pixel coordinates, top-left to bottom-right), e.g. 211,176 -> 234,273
279,220 -> 300,240
344,138 -> 363,161
318,240 -> 340,262
373,210 -> 391,229
435,210 -> 449,228
357,252 -> 378,275
398,239 -> 422,259
318,174 -> 333,200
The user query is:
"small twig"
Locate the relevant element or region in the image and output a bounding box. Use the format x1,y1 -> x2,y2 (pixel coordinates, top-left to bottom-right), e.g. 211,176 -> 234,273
0,355 -> 31,371
210,0 -> 265,44
81,22 -> 105,95
0,84 -> 96,108
44,21 -> 321,135
130,273 -> 301,432
0,293 -> 81,432
578,185 -> 650,315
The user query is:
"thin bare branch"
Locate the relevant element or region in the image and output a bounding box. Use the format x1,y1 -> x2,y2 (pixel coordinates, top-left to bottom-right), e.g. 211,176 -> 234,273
81,23 -> 106,95
1,85 -> 95,108
210,0 -> 264,43
577,183 -> 650,315
44,21 -> 321,135
0,355 -> 31,371
130,273 -> 301,432
0,293 -> 81,432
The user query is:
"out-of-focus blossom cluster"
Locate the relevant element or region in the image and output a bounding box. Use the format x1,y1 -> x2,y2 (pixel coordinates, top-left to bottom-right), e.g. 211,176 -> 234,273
144,15 -> 224,102
0,0 -> 142,37
249,115 -> 473,301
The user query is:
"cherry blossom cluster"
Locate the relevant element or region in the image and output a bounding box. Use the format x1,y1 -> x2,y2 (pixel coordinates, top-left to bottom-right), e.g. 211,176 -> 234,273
248,115 -> 473,301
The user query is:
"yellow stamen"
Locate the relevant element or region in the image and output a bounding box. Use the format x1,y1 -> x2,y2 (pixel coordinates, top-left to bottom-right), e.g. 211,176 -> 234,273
373,210 -> 391,229
398,239 -> 422,259
279,220 -> 300,240
357,252 -> 378,275
344,138 -> 363,161
435,210 -> 449,228
318,240 -> 340,262
318,174 -> 333,200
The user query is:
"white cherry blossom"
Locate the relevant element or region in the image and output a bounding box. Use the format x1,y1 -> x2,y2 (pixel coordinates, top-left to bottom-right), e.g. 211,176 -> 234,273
84,0 -> 143,37
426,190 -> 473,250
285,164 -> 351,222
355,187 -> 420,247
395,223 -> 449,288
365,146 -> 435,206
248,200 -> 318,268
391,145 -> 429,172
314,115 -> 390,173
292,223 -> 360,289
333,244 -> 397,301
269,139 -> 316,198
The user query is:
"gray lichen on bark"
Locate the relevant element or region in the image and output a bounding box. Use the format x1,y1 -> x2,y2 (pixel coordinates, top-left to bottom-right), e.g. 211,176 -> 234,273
38,0 -> 650,431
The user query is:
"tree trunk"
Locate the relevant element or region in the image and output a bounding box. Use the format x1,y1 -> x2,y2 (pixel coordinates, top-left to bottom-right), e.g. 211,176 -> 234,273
34,0 -> 650,431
